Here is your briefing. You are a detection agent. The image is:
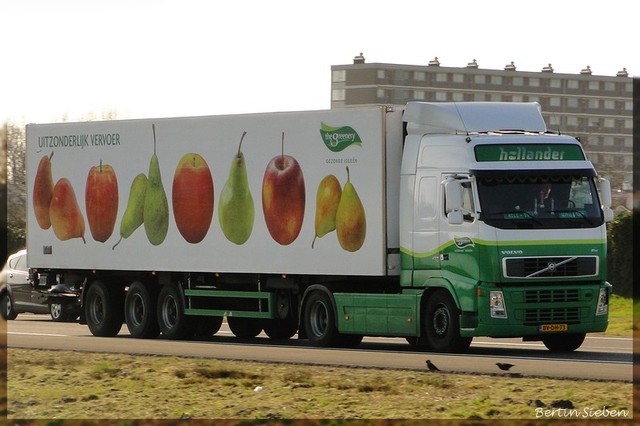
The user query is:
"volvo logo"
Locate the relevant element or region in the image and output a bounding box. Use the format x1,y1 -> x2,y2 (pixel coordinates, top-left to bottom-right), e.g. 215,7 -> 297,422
547,262 -> 557,272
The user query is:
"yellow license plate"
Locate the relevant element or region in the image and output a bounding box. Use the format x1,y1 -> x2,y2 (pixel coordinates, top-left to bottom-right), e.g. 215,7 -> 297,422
539,324 -> 568,332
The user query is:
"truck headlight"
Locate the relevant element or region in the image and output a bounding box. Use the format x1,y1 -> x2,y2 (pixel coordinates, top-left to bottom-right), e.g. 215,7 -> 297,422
490,291 -> 507,318
595,288 -> 609,316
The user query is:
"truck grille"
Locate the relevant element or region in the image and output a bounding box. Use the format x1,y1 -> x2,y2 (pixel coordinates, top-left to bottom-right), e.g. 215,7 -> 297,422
504,256 -> 597,278
524,307 -> 580,324
525,289 -> 579,303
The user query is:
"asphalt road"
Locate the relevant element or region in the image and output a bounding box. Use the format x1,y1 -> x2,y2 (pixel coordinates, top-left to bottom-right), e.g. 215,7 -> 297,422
5,314 -> 634,382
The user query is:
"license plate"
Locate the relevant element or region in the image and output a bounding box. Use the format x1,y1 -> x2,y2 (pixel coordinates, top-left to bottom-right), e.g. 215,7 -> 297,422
539,323 -> 568,332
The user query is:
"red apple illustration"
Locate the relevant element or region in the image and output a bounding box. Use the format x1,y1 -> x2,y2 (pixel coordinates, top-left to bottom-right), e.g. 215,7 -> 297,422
172,152 -> 214,243
85,160 -> 119,242
262,132 -> 305,245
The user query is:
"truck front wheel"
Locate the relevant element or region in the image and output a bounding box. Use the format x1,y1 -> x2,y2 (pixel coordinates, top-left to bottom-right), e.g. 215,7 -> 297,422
125,281 -> 160,339
304,291 -> 338,347
157,284 -> 194,340
85,280 -> 124,337
542,333 -> 585,352
424,289 -> 472,353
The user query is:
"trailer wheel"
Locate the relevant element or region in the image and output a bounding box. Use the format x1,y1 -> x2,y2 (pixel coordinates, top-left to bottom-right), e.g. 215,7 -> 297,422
304,290 -> 339,347
263,292 -> 298,340
542,333 -> 585,352
125,282 -> 160,339
85,280 -> 124,337
228,317 -> 263,338
424,289 -> 472,353
157,284 -> 194,340
194,316 -> 223,337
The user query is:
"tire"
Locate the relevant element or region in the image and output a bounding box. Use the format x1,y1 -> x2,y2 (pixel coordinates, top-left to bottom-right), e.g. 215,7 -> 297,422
542,333 -> 586,352
193,316 -> 223,337
85,281 -> 124,337
303,290 -> 339,347
263,291 -> 298,340
2,292 -> 18,320
156,284 -> 195,340
125,282 -> 160,339
227,317 -> 263,338
424,289 -> 472,353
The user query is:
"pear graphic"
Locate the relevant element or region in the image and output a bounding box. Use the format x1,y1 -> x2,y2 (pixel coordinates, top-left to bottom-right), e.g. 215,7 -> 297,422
143,124 -> 169,246
219,131 -> 255,245
312,174 -> 342,248
112,173 -> 148,250
336,166 -> 366,252
33,152 -> 54,229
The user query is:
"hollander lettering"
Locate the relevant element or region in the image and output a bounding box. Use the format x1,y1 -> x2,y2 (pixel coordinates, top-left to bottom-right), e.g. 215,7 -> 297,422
499,146 -> 564,161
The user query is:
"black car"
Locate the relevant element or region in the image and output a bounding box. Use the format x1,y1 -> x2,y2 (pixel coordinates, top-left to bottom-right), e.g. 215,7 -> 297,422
1,249 -> 81,322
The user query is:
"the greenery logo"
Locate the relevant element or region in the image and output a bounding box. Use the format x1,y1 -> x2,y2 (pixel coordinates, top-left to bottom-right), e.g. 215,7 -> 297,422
320,123 -> 362,152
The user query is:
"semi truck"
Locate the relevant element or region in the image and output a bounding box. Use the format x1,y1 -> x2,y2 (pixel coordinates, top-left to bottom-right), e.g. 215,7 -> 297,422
25,102 -> 613,352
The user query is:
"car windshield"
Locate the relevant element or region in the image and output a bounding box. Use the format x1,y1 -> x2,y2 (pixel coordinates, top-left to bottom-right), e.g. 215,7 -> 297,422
477,175 -> 603,229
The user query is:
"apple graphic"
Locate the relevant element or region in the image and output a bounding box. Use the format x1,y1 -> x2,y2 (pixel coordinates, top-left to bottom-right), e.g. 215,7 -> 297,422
262,132 -> 305,245
172,152 -> 214,244
85,160 -> 119,242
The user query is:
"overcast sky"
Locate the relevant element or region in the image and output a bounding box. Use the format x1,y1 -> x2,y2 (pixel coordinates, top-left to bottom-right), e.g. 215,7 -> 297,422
1,0 -> 636,124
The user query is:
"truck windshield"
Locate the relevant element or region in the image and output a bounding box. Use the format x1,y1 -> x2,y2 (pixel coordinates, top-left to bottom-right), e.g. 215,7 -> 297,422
477,175 -> 603,229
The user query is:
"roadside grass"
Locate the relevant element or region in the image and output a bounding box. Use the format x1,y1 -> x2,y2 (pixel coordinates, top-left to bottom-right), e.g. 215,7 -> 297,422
605,294 -> 633,335
6,348 -> 634,420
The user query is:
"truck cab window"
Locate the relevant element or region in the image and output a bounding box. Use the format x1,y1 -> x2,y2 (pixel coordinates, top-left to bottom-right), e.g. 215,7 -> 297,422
477,175 -> 603,229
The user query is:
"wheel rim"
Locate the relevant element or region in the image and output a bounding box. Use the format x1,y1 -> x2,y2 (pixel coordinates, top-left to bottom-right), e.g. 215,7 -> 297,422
309,300 -> 328,337
160,295 -> 178,329
433,304 -> 450,336
50,303 -> 62,319
128,293 -> 145,327
89,294 -> 104,324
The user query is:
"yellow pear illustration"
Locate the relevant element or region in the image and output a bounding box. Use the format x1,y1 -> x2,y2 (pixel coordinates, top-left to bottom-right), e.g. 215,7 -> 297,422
336,166 -> 366,252
312,174 -> 341,248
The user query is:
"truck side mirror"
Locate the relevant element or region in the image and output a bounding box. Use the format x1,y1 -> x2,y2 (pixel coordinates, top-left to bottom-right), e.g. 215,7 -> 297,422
599,178 -> 614,223
445,180 -> 464,225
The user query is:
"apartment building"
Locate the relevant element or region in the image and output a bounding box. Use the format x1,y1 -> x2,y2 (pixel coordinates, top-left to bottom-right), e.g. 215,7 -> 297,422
331,54 -> 633,203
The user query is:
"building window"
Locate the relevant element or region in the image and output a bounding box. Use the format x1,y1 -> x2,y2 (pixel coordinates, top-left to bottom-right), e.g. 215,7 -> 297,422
474,93 -> 485,101
529,78 -> 540,87
453,73 -> 464,83
332,70 -> 346,82
435,92 -> 447,101
567,80 -> 579,89
512,77 -> 524,86
528,95 -> 539,103
550,79 -> 562,88
413,90 -> 425,100
567,98 -> 578,108
490,93 -> 502,101
331,89 -> 345,101
452,92 -> 464,101
604,100 -> 615,109
414,71 -> 426,81
491,75 -> 502,85
624,156 -> 633,167
548,116 -> 560,126
567,116 -> 578,126
474,75 -> 486,84
603,118 -> 615,128
625,101 -> 632,111
377,70 -> 386,79
604,82 -> 615,91
588,81 -> 600,90
603,136 -> 614,146
377,89 -> 385,99
436,73 -> 448,82
512,95 -> 523,102
550,97 -> 561,107
624,137 -> 632,147
588,99 -> 600,109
